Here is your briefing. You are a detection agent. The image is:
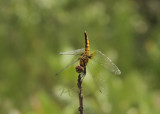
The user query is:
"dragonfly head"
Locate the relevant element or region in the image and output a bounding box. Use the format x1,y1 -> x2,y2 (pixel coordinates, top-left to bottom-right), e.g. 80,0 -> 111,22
75,66 -> 84,73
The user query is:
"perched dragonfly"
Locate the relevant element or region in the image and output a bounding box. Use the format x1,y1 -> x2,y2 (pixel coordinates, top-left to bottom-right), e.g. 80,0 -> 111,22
56,32 -> 121,77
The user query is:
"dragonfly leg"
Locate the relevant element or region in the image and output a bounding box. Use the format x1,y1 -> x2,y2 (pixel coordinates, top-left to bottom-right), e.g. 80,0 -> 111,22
80,67 -> 86,81
78,74 -> 82,83
83,67 -> 86,76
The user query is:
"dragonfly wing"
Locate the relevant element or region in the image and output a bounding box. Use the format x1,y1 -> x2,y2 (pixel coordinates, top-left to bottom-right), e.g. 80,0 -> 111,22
56,58 -> 79,75
60,48 -> 84,55
90,50 -> 121,75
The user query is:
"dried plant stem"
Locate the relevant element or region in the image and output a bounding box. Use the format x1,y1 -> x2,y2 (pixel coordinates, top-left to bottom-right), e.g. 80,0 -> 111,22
77,74 -> 83,114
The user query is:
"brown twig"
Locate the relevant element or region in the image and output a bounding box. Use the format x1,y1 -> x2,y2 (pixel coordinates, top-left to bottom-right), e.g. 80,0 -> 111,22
77,74 -> 83,114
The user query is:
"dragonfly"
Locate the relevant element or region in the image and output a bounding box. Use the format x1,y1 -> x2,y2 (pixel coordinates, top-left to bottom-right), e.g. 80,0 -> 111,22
56,32 -> 121,78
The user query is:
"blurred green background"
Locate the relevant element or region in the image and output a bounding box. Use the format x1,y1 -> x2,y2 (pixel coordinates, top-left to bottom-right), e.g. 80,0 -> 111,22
0,0 -> 160,114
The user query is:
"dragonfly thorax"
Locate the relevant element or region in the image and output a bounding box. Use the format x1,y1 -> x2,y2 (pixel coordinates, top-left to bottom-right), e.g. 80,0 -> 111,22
79,54 -> 89,67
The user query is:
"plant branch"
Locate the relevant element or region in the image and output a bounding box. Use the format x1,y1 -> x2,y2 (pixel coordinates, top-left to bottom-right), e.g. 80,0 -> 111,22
77,74 -> 83,114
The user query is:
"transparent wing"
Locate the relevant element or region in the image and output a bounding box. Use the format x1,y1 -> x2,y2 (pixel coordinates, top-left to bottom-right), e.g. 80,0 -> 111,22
60,48 -> 84,55
91,50 -> 121,75
56,58 -> 79,75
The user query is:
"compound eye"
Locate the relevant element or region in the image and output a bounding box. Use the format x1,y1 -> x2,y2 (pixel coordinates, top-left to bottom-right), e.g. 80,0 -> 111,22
75,66 -> 84,73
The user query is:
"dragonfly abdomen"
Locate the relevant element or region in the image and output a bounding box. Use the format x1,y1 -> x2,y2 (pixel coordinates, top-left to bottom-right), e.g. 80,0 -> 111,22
84,32 -> 90,56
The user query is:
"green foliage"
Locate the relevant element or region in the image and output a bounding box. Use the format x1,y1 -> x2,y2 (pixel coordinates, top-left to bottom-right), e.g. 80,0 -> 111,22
0,0 -> 160,114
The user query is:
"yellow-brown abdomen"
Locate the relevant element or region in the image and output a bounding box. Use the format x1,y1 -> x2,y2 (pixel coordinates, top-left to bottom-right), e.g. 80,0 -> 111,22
84,32 -> 90,56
